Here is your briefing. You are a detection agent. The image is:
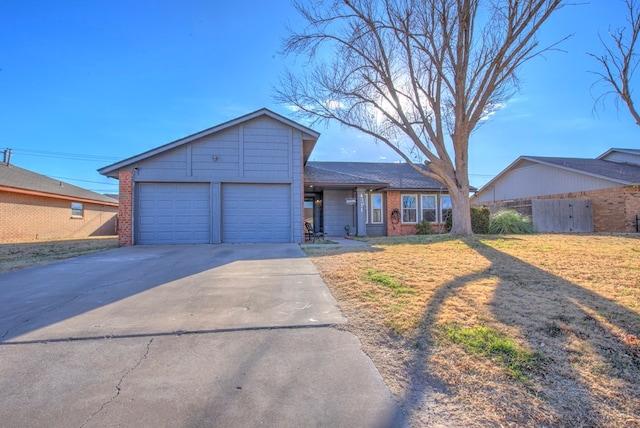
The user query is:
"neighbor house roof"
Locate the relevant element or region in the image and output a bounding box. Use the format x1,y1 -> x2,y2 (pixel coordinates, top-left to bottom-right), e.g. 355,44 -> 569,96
0,163 -> 119,206
305,162 -> 450,191
474,151 -> 640,199
597,148 -> 640,159
524,156 -> 640,184
99,108 -> 320,177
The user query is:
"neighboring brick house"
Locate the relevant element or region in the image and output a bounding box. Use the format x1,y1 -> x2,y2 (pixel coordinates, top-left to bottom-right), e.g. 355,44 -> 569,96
471,148 -> 640,233
99,108 -> 454,245
1,162 -> 118,242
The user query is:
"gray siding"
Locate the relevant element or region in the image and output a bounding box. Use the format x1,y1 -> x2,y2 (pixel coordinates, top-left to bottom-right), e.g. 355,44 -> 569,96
129,115 -> 304,243
132,117 -> 296,183
600,151 -> 640,166
323,190 -> 355,236
290,129 -> 303,243
475,163 -> 621,204
366,224 -> 385,236
243,117 -> 291,178
137,146 -> 188,177
191,128 -> 240,174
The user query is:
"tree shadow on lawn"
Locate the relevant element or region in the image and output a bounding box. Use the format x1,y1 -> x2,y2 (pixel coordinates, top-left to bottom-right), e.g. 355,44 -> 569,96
406,237 -> 640,426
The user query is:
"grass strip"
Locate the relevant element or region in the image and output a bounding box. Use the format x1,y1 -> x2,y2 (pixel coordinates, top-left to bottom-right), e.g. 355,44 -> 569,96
362,268 -> 417,296
443,323 -> 544,381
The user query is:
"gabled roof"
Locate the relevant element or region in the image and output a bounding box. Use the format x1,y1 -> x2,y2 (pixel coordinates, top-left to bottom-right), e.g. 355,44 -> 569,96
525,156 -> 640,184
99,108 -> 320,177
597,148 -> 640,160
475,152 -> 640,197
0,163 -> 119,205
305,165 -> 389,188
306,162 -> 449,191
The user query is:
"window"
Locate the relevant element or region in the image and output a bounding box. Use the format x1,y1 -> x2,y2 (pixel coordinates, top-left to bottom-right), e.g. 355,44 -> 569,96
370,193 -> 383,223
421,195 -> 437,222
401,194 -> 417,223
440,195 -> 452,223
71,202 -> 84,218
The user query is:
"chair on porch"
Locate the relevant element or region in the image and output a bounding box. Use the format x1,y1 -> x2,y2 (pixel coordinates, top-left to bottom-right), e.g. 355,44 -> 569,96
304,222 -> 315,241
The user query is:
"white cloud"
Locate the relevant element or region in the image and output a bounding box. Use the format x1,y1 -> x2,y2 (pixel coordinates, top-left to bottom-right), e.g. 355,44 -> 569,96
324,99 -> 344,110
480,102 -> 507,121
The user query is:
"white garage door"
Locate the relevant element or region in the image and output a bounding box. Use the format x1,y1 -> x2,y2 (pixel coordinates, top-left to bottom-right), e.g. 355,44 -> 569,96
222,184 -> 291,243
137,183 -> 210,244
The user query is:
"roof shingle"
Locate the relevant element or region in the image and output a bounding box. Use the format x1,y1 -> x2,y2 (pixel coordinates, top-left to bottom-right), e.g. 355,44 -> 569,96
525,156 -> 640,184
0,163 -> 118,204
306,162 -> 449,190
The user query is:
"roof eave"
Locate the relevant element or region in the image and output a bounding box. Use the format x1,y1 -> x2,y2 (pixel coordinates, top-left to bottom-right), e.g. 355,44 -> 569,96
306,181 -> 390,188
99,108 -> 320,176
473,156 -> 528,196
0,185 -> 119,207
596,147 -> 640,160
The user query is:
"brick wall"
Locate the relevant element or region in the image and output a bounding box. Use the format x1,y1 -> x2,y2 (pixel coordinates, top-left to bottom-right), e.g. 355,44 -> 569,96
385,191 -> 418,236
0,191 -> 117,242
118,170 -> 133,246
625,186 -> 640,232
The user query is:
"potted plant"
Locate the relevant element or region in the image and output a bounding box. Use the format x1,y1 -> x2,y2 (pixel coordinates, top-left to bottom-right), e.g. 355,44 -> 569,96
344,224 -> 351,238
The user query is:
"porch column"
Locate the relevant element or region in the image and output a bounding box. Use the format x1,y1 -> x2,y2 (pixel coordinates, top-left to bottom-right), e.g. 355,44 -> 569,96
356,187 -> 367,237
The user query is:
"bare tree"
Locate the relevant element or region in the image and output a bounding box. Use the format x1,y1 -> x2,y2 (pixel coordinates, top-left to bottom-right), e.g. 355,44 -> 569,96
589,0 -> 640,126
276,0 -> 566,234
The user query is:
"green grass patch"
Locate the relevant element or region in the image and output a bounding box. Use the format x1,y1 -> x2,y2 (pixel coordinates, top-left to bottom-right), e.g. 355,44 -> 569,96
362,269 -> 416,296
442,324 -> 544,381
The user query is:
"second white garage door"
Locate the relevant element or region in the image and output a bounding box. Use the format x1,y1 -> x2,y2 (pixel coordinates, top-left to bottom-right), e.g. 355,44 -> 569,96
222,184 -> 291,243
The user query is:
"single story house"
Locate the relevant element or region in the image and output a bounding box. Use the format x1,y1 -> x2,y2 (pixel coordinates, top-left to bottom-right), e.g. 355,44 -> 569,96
304,162 -> 452,237
99,108 -> 454,245
471,148 -> 640,232
1,161 -> 119,242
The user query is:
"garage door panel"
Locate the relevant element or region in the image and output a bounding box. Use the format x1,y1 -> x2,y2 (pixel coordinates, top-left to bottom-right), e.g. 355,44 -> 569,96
137,183 -> 210,244
222,184 -> 290,243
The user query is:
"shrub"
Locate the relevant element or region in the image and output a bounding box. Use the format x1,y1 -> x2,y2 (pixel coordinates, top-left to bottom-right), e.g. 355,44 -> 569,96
489,209 -> 534,234
443,206 -> 491,234
471,206 -> 490,234
416,219 -> 435,235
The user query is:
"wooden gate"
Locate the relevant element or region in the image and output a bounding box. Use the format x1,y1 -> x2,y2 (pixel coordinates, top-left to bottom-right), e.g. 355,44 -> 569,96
532,199 -> 593,233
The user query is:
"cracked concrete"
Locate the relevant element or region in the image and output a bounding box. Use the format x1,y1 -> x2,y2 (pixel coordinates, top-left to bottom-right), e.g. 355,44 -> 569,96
0,244 -> 405,427
80,338 -> 154,427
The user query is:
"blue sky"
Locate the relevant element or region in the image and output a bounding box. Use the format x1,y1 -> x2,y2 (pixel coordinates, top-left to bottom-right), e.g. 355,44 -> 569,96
0,1 -> 638,194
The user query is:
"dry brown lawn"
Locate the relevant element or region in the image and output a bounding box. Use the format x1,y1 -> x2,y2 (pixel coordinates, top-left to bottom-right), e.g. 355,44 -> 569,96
0,237 -> 118,273
305,234 -> 640,427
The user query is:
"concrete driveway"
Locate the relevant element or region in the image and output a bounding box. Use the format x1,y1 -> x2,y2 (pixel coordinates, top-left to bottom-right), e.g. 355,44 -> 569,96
0,244 -> 406,427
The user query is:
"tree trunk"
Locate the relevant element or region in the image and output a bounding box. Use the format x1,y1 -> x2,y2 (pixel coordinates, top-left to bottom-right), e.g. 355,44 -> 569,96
449,187 -> 473,235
